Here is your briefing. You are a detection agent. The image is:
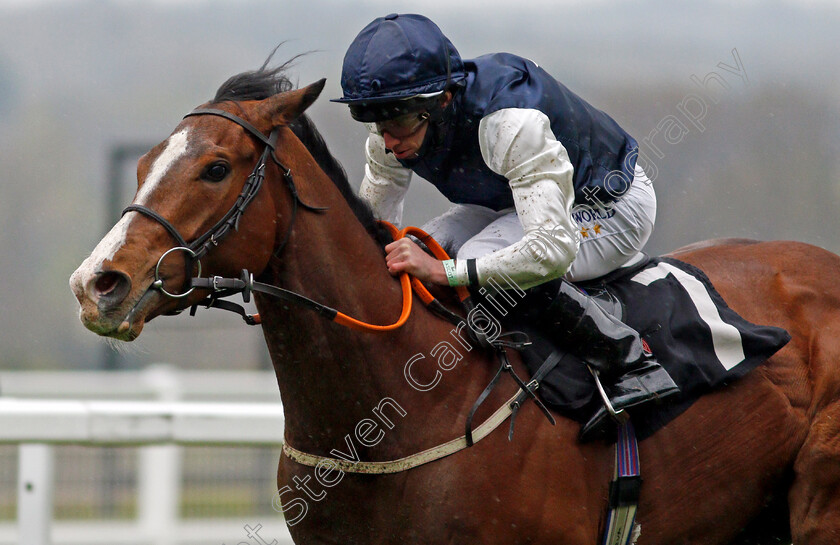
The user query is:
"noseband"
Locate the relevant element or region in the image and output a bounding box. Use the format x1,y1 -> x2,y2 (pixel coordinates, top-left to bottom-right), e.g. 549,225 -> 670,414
122,108 -> 324,299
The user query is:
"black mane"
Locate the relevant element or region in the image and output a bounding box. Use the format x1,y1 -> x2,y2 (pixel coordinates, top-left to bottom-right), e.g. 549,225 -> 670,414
211,54 -> 391,247
213,55 -> 297,103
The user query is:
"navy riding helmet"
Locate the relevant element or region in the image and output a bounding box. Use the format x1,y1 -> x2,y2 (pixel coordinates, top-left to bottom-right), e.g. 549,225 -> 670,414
332,13 -> 466,122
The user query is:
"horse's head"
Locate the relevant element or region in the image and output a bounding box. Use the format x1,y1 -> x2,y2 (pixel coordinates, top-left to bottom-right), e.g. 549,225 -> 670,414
70,77 -> 326,341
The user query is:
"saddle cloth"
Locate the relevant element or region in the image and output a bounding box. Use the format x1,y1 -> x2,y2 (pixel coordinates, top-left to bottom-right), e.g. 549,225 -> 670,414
512,256 -> 791,439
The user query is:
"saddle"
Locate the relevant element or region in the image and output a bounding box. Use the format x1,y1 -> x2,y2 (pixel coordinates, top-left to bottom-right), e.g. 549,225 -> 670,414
479,255 -> 791,440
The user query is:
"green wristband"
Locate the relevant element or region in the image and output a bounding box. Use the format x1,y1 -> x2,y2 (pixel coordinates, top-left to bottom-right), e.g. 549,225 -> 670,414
442,259 -> 459,287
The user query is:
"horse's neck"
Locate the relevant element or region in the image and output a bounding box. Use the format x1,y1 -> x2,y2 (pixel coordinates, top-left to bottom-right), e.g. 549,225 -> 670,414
258,192 -> 401,418
255,146 -> 495,455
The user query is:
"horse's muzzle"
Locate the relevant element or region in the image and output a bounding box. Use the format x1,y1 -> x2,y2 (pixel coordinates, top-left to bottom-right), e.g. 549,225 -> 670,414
69,265 -> 145,340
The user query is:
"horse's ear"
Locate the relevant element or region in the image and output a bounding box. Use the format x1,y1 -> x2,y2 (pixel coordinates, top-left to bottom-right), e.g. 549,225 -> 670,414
260,79 -> 326,127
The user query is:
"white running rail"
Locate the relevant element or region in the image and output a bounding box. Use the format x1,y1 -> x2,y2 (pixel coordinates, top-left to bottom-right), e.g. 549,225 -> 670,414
0,367 -> 294,545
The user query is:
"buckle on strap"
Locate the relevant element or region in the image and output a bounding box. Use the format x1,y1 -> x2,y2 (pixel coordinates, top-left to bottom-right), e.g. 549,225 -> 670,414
609,475 -> 642,507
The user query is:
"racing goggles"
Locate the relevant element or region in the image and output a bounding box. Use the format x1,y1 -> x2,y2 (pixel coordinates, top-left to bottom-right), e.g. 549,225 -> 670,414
348,91 -> 443,123
372,111 -> 431,138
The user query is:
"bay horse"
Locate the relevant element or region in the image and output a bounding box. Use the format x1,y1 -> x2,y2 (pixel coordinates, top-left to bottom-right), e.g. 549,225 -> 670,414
70,64 -> 840,544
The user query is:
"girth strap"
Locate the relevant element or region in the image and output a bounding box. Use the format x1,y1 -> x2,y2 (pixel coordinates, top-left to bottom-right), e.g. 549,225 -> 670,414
602,421 -> 641,545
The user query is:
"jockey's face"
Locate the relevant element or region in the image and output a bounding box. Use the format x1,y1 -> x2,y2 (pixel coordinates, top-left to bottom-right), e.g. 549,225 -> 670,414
378,91 -> 453,161
380,114 -> 430,160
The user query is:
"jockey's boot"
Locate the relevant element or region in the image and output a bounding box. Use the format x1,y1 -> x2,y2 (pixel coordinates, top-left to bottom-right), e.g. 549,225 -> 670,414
520,280 -> 680,440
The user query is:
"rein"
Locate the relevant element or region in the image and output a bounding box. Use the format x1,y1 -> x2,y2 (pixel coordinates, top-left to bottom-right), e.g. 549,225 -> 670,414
190,222 -> 469,330
123,107 -> 465,333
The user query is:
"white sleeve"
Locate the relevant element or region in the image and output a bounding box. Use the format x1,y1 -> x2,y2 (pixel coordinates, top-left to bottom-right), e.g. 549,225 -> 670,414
474,108 -> 580,290
358,132 -> 413,226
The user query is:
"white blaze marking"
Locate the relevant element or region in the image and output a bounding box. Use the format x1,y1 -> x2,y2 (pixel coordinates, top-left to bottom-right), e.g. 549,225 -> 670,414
71,128 -> 192,287
135,128 -> 191,205
70,214 -> 132,295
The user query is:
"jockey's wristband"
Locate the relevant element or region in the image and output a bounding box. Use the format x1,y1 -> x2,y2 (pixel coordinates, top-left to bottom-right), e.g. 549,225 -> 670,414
443,259 -> 458,286
444,259 -> 470,287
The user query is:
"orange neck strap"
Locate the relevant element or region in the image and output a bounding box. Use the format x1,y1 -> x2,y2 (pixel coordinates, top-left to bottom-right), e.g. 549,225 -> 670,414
330,222 -> 469,332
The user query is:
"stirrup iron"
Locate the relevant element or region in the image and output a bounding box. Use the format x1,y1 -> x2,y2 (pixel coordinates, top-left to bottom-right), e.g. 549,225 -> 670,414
588,365 -> 630,425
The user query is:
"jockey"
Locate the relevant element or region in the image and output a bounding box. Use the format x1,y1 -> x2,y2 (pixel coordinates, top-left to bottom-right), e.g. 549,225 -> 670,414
333,13 -> 678,438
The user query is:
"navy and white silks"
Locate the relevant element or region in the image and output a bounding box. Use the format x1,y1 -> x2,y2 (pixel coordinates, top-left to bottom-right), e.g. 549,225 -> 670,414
359,53 -> 654,289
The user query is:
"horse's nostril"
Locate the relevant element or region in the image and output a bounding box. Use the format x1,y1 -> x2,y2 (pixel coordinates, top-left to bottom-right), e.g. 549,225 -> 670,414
95,273 -> 117,295
93,271 -> 131,302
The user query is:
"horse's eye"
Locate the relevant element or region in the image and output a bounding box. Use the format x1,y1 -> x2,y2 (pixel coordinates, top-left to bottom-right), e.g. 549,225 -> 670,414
203,163 -> 230,183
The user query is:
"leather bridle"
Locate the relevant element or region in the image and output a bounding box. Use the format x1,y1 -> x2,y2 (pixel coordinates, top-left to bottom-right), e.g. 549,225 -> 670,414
119,108 -> 327,329
122,108 -> 323,301
120,107 -> 457,334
